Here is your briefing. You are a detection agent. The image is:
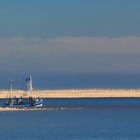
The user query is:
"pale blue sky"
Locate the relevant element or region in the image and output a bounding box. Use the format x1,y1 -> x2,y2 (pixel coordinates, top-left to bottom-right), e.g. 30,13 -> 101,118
0,0 -> 140,37
0,0 -> 140,76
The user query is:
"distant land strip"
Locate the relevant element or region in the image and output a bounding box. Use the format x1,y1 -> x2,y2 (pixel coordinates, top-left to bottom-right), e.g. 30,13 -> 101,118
0,89 -> 140,98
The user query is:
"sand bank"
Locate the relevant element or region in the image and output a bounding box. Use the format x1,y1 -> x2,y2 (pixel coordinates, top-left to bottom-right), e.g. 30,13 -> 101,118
0,107 -> 47,111
0,89 -> 140,98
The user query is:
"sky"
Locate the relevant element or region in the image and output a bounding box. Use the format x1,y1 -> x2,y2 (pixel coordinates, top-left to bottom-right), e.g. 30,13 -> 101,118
0,0 -> 140,76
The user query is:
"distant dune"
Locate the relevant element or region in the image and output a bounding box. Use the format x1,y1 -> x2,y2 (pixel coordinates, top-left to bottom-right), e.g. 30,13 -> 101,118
0,89 -> 140,98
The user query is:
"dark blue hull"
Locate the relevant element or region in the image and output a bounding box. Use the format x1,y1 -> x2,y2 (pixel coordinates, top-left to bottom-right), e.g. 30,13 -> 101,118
5,98 -> 44,107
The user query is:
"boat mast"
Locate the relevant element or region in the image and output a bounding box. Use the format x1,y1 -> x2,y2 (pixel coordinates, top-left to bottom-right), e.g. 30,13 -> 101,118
26,76 -> 33,91
9,79 -> 14,91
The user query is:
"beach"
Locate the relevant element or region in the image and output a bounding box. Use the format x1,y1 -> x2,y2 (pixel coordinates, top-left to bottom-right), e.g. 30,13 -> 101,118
0,89 -> 140,98
0,88 -> 140,111
0,107 -> 47,111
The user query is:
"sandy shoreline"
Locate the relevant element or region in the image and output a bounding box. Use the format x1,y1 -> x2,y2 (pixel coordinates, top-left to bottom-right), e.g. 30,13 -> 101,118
0,107 -> 46,111
0,89 -> 140,98
0,88 -> 140,111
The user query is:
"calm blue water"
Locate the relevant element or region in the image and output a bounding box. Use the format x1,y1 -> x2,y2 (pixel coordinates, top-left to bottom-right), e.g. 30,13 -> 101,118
1,98 -> 140,139
1,74 -> 140,89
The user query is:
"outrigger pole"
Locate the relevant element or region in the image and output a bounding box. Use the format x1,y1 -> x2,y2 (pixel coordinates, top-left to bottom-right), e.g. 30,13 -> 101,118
26,76 -> 33,91
9,79 -> 14,91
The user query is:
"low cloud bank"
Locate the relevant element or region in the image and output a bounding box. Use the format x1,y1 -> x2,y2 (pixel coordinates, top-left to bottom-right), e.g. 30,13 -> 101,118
0,36 -> 140,74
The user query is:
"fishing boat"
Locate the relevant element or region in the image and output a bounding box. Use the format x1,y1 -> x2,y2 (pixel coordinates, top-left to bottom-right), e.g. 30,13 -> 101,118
5,76 -> 44,107
5,97 -> 43,107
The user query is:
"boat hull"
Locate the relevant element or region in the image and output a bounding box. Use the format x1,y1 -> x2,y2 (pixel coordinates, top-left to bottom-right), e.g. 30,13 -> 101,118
5,98 -> 44,107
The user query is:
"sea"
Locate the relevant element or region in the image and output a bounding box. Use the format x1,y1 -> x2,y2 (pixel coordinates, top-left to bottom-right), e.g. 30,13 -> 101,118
0,98 -> 140,139
0,74 -> 140,139
0,74 -> 140,89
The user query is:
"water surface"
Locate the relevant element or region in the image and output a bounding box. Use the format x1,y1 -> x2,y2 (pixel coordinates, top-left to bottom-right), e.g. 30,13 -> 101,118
0,98 -> 140,139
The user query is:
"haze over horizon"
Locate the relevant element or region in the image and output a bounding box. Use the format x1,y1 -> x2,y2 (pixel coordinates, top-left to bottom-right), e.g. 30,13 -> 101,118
0,0 -> 140,77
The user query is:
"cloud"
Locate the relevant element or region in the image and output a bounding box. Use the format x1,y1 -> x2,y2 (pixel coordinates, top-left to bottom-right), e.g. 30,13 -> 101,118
47,36 -> 140,54
0,36 -> 140,74
0,36 -> 140,53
